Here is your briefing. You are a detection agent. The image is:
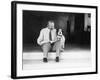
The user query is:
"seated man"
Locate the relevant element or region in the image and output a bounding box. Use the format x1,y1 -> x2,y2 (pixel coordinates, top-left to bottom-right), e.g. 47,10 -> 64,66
37,20 -> 61,62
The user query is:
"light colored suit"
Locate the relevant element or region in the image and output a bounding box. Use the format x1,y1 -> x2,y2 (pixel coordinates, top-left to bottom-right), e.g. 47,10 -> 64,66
37,27 -> 61,58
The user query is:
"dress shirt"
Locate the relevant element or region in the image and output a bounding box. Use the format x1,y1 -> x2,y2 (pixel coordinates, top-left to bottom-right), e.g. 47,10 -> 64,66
37,27 -> 57,45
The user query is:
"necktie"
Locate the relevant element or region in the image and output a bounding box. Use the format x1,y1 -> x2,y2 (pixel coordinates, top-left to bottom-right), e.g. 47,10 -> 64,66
49,29 -> 52,41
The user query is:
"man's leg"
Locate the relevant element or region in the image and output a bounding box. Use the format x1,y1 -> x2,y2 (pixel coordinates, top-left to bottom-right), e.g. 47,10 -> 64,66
53,40 -> 61,62
42,43 -> 51,62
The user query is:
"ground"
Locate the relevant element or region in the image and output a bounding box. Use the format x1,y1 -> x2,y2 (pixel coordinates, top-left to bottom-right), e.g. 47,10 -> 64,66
23,46 -> 91,70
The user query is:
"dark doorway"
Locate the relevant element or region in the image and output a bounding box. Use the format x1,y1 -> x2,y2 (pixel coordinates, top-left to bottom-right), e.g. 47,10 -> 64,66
74,13 -> 84,32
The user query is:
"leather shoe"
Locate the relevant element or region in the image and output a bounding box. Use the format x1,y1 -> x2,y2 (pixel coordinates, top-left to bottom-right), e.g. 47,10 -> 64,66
43,58 -> 48,62
55,57 -> 59,62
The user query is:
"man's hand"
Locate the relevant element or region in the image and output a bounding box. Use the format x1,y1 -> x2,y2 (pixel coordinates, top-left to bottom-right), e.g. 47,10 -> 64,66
39,41 -> 49,46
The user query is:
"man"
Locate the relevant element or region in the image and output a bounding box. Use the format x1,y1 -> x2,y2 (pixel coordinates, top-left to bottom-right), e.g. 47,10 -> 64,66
37,20 -> 61,62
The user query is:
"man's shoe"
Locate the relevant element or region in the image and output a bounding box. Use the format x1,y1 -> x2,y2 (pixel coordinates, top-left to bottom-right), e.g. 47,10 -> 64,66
55,57 -> 59,62
43,58 -> 48,62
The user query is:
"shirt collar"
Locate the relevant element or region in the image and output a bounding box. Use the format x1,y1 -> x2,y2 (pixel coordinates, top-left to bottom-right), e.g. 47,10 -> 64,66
47,27 -> 55,30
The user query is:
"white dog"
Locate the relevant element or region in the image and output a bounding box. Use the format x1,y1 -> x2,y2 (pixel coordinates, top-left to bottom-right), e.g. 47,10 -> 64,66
57,29 -> 65,51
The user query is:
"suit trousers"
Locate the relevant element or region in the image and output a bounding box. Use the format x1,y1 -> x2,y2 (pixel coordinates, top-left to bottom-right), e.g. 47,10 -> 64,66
41,40 -> 61,58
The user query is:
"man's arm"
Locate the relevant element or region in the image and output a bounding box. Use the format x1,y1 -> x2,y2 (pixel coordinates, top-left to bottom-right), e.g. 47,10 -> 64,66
37,29 -> 44,45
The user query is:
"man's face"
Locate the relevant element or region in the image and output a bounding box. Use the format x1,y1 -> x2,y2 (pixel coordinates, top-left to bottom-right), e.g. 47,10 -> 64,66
48,22 -> 55,29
